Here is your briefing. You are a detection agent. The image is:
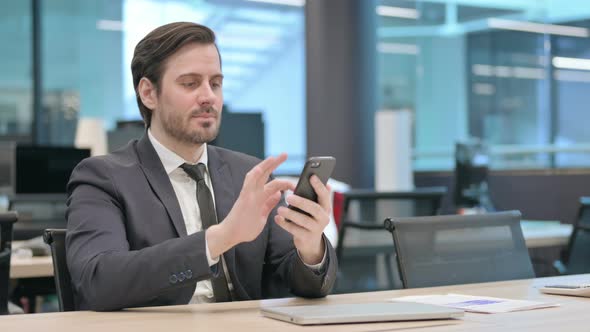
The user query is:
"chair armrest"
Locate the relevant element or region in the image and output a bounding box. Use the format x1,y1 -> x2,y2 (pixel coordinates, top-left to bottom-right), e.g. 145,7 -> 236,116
553,260 -> 567,275
0,249 -> 11,264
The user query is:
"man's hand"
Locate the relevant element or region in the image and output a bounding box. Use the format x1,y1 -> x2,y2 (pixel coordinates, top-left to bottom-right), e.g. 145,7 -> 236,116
207,153 -> 295,259
275,175 -> 332,265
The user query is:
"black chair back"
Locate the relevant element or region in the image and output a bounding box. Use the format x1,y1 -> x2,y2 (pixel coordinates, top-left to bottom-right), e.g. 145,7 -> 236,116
335,187 -> 446,292
385,210 -> 534,288
0,211 -> 18,315
561,197 -> 590,274
43,229 -> 75,311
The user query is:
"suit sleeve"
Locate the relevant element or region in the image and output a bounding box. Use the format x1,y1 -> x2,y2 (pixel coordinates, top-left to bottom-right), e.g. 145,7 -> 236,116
66,158 -> 214,311
264,196 -> 338,298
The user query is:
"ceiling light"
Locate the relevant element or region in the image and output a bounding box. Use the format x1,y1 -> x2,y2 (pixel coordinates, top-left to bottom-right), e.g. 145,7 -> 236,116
376,5 -> 419,19
96,20 -> 123,31
246,0 -> 305,7
377,42 -> 419,55
488,18 -> 589,38
553,56 -> 590,71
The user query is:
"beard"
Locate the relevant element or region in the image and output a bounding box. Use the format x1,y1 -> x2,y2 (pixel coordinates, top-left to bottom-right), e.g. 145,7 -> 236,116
161,106 -> 222,145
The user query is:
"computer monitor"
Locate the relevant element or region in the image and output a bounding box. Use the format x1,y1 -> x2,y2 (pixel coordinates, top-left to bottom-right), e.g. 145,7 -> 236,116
15,146 -> 91,194
211,111 -> 265,159
453,140 -> 494,211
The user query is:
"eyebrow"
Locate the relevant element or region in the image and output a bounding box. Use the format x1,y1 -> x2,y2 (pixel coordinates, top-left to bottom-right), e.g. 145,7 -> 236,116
176,73 -> 224,80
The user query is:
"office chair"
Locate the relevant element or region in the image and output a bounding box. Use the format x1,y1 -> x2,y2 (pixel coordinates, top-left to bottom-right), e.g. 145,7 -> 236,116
0,211 -> 18,315
384,210 -> 535,288
43,229 -> 75,311
554,197 -> 590,275
335,187 -> 446,292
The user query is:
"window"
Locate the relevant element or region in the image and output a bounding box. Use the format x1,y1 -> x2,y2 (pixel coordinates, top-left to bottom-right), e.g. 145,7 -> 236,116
1,0 -> 306,173
377,0 -> 590,171
0,1 -> 32,142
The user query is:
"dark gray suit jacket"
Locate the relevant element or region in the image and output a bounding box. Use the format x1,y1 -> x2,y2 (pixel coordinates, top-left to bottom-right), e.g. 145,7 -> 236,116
65,134 -> 337,311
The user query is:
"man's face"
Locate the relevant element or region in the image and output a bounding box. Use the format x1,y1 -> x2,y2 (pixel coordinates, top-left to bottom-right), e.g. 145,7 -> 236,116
152,43 -> 223,145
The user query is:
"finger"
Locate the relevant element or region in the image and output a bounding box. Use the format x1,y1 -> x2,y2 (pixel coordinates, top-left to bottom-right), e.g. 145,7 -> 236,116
258,153 -> 287,187
243,156 -> 275,191
277,206 -> 318,232
310,175 -> 332,214
264,179 -> 296,197
286,194 -> 323,221
261,191 -> 282,217
275,215 -> 308,239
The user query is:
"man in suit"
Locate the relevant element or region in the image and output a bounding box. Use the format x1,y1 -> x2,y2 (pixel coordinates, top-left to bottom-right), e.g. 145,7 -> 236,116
66,22 -> 337,311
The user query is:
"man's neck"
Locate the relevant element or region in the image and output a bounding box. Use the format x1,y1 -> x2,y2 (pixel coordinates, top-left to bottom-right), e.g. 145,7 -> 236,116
149,125 -> 203,163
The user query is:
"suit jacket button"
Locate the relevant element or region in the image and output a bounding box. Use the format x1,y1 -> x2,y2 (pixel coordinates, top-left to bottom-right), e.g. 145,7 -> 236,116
178,272 -> 186,282
186,270 -> 193,279
169,274 -> 178,284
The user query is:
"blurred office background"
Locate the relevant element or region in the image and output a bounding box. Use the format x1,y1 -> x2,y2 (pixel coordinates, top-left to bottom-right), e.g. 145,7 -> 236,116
3,0 -> 590,311
3,0 -> 590,174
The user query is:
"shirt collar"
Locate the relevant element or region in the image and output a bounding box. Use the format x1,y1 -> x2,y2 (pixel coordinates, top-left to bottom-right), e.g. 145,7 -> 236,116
148,129 -> 208,175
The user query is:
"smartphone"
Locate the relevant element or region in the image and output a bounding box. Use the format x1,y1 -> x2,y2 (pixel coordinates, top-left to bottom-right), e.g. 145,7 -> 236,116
287,156 -> 336,219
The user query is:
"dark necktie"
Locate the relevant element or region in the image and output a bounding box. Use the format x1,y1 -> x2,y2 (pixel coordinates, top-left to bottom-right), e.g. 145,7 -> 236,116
180,163 -> 232,302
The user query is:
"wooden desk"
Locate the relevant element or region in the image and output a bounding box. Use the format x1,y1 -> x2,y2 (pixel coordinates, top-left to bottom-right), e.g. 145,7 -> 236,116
1,274 -> 589,331
9,256 -> 54,279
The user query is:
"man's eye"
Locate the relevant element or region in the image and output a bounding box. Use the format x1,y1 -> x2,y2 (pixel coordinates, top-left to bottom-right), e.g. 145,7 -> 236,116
182,82 -> 195,87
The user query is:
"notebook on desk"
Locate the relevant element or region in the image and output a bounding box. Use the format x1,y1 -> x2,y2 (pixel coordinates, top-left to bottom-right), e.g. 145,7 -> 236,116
260,302 -> 464,325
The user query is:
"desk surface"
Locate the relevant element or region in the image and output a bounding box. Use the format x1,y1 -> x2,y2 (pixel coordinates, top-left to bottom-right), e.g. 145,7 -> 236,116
521,220 -> 573,248
9,256 -> 53,279
1,274 -> 589,331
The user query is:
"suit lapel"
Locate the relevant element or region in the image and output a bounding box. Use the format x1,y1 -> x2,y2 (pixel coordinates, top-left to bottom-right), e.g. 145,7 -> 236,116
207,146 -> 243,296
207,146 -> 237,224
135,134 -> 188,237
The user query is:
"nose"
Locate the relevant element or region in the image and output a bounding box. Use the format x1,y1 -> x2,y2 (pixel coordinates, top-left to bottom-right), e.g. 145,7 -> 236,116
196,83 -> 216,107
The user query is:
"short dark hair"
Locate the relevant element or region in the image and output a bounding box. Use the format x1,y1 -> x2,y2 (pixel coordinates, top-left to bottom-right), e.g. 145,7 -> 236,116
131,22 -> 219,128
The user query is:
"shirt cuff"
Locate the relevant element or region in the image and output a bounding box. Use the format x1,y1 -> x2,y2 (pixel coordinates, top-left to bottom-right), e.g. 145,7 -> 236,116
299,242 -> 328,272
205,236 -> 220,266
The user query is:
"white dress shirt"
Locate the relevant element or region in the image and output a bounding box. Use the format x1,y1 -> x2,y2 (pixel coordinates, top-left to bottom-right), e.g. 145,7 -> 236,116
148,130 -> 327,304
149,130 -> 224,303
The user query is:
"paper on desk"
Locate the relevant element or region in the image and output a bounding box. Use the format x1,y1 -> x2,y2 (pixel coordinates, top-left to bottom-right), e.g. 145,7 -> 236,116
391,294 -> 559,314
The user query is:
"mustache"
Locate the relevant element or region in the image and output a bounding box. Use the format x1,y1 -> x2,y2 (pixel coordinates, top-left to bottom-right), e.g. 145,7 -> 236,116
190,106 -> 218,117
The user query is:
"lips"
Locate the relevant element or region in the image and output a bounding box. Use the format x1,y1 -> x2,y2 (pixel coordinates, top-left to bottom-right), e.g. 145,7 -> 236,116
191,112 -> 217,119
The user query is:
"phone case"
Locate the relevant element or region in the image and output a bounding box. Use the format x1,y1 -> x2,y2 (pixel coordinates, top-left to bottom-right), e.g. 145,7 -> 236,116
288,156 -> 336,218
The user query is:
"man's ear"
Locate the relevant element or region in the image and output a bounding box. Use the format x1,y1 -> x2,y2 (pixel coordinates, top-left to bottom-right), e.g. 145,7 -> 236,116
138,77 -> 158,111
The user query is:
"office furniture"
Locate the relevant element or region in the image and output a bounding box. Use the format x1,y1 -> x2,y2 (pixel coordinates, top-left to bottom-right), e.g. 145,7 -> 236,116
453,140 -> 494,212
43,229 -> 74,311
6,220 -> 570,281
335,187 -> 446,291
0,274 -> 588,331
9,256 -> 53,279
0,211 -> 18,315
107,120 -> 144,153
211,111 -> 265,159
521,220 -> 573,248
385,211 -> 534,289
336,187 -> 446,261
8,194 -> 68,240
554,197 -> 590,274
